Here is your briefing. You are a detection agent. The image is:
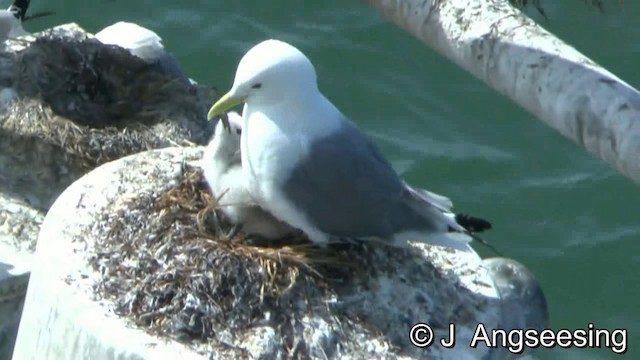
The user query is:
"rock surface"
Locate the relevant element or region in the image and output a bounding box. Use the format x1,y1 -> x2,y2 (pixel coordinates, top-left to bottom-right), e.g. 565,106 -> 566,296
3,22 -> 549,360
484,257 -> 549,359
0,23 -> 217,358
14,147 -> 506,359
0,243 -> 30,360
0,22 -> 215,211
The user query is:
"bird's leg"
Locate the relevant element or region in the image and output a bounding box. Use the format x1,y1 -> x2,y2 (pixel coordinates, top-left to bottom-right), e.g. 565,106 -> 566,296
211,210 -> 225,237
469,234 -> 503,257
209,208 -> 242,240
226,224 -> 242,240
179,158 -> 187,177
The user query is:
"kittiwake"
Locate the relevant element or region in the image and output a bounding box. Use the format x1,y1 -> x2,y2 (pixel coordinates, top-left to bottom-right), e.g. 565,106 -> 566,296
207,39 -> 491,250
202,111 -> 295,239
0,0 -> 55,42
0,0 -> 30,41
95,21 -> 190,85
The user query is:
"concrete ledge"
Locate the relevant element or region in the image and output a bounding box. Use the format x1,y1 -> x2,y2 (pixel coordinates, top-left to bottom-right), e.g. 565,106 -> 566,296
1,22 -> 217,357
13,148 -> 205,360
0,243 -> 31,360
0,187 -> 43,359
11,147 -> 531,359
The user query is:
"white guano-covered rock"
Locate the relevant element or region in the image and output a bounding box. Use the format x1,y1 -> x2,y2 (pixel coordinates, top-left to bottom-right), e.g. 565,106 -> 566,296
13,147 -> 510,359
1,22 -> 215,357
0,194 -> 41,359
0,242 -> 31,360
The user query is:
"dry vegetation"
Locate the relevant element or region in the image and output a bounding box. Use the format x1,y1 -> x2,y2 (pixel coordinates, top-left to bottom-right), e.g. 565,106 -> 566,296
87,164 -> 380,355
0,28 -> 216,210
2,35 -> 215,169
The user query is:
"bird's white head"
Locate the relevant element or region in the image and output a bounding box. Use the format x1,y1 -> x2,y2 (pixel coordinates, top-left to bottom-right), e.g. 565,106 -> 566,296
214,111 -> 243,138
207,39 -> 318,120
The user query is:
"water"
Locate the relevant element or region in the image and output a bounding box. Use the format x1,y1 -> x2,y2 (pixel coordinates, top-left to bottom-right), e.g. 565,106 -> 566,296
26,0 -> 640,358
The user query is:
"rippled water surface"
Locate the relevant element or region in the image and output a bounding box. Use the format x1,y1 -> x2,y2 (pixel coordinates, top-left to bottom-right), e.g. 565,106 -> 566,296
29,1 -> 640,358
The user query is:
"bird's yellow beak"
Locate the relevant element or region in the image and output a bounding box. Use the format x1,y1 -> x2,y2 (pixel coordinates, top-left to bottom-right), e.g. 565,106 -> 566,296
207,92 -> 245,129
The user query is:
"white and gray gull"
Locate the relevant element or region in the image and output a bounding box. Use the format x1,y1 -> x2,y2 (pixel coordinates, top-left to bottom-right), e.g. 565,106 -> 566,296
202,111 -> 295,239
207,39 -> 491,250
0,0 -> 55,42
94,21 -> 190,85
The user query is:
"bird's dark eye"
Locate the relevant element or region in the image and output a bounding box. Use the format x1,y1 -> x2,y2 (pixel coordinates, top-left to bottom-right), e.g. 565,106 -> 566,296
251,83 -> 262,89
235,128 -> 242,135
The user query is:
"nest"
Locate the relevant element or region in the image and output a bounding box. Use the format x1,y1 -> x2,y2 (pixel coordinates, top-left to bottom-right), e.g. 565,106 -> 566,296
88,164 -> 370,356
14,38 -> 206,128
0,25 -> 217,210
79,149 -> 494,358
3,33 -> 216,166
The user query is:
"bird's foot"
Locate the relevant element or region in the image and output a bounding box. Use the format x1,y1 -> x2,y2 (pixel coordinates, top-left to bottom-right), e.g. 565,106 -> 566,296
226,224 -> 242,240
208,210 -> 226,237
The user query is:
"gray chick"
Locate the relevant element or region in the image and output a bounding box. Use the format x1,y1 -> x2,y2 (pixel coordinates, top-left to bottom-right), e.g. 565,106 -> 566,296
202,111 -> 295,239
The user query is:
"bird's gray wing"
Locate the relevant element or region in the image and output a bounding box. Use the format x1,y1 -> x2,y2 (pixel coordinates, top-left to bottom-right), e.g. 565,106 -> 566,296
281,118 -> 443,239
404,185 -> 453,212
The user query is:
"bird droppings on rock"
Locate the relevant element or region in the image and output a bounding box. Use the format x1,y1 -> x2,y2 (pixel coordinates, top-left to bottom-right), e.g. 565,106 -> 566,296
0,23 -> 217,211
0,26 -> 219,357
0,192 -> 42,252
78,148 -> 500,358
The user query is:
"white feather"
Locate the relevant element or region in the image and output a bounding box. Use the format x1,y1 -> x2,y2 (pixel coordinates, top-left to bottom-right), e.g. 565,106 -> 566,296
224,39 -> 476,249
202,111 -> 294,239
95,21 -> 165,63
0,10 -> 26,42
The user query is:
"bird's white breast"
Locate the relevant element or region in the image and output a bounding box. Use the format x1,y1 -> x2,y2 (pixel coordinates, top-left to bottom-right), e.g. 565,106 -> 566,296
241,111 -> 304,204
240,95 -> 341,206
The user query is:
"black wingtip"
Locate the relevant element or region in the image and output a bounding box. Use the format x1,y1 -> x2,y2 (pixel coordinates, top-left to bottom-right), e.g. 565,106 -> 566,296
9,0 -> 30,21
449,213 -> 501,256
455,213 -> 492,233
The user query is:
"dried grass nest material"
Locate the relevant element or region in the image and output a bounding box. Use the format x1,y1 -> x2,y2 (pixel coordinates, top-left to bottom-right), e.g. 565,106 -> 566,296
90,165 -> 353,349
85,154 -> 496,358
1,32 -> 216,167
0,24 -> 217,210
